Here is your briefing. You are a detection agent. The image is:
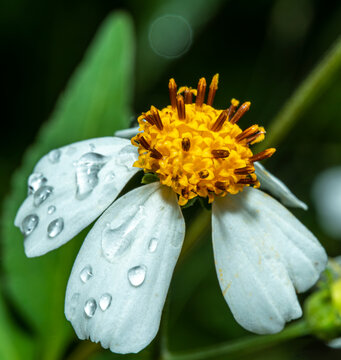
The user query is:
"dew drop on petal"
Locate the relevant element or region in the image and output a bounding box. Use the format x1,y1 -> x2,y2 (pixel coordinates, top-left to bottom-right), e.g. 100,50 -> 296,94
21,214 -> 39,236
148,238 -> 158,253
84,298 -> 97,318
47,218 -> 64,238
48,149 -> 61,163
105,172 -> 115,183
68,292 -> 80,318
102,225 -> 133,261
80,265 -> 93,283
75,152 -> 109,200
47,205 -> 56,215
28,173 -> 47,195
99,293 -> 112,311
128,265 -> 147,287
89,143 -> 96,151
116,145 -> 137,169
101,206 -> 145,263
34,185 -> 53,207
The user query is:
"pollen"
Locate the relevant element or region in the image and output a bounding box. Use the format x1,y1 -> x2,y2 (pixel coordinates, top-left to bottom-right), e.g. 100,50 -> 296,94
132,75 -> 275,205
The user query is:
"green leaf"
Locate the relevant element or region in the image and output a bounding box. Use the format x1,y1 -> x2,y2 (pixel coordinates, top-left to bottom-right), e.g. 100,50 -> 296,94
1,11 -> 135,360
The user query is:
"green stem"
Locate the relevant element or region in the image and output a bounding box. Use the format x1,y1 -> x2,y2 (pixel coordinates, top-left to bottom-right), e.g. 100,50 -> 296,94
261,36 -> 341,149
163,320 -> 310,360
177,209 -> 211,266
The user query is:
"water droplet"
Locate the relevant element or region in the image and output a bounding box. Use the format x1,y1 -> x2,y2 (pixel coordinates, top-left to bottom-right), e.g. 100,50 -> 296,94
148,238 -> 158,253
128,265 -> 147,287
34,185 -> 53,207
105,172 -> 115,183
28,173 -> 47,195
75,152 -> 109,200
101,206 -> 145,263
84,298 -> 97,318
102,225 -> 133,261
89,143 -> 96,151
116,145 -> 137,169
48,149 -> 61,163
99,293 -> 112,311
47,205 -> 56,215
68,292 -> 80,318
80,265 -> 93,283
21,214 -> 39,236
47,218 -> 64,238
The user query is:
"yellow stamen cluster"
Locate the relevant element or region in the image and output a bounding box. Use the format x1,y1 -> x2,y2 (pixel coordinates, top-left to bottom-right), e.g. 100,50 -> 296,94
132,75 -> 275,205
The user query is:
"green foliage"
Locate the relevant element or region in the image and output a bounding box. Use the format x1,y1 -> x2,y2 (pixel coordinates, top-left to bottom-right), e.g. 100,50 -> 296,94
1,12 -> 135,360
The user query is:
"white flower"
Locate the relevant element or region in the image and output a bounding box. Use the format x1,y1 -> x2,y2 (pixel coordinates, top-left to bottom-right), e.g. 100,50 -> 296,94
15,75 -> 327,354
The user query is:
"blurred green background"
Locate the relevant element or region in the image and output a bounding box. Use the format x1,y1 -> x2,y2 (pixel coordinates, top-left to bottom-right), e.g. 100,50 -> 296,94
1,0 -> 341,359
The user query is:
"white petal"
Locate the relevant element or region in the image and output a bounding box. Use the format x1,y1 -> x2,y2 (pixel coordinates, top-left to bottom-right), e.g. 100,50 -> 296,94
328,338 -> 341,349
15,137 -> 140,257
212,188 -> 327,334
114,126 -> 140,139
255,162 -> 307,210
64,183 -> 185,354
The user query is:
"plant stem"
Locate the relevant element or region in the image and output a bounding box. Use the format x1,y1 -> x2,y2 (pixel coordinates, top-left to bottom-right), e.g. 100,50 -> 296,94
64,341 -> 102,360
163,320 -> 310,360
177,209 -> 211,266
261,36 -> 341,149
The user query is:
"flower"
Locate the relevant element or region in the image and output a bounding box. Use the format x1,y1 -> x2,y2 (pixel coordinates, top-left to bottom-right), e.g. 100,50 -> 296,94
15,75 -> 327,354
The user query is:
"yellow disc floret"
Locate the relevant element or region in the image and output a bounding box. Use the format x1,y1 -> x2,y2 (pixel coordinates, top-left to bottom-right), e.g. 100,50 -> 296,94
131,75 -> 275,205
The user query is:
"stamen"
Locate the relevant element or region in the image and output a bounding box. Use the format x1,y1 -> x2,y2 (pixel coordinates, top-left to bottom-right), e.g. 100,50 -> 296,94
246,131 -> 265,145
211,110 -> 228,131
184,88 -> 193,104
151,106 -> 163,130
144,114 -> 156,126
230,102 -> 251,124
234,165 -> 255,175
176,95 -> 186,120
195,77 -> 207,109
169,78 -> 177,109
212,149 -> 230,158
139,136 -> 150,150
249,148 -> 276,162
237,178 -> 259,185
207,74 -> 219,106
235,125 -> 259,142
150,148 -> 163,159
227,99 -> 239,121
182,137 -> 191,151
199,170 -> 209,179
215,181 -> 227,190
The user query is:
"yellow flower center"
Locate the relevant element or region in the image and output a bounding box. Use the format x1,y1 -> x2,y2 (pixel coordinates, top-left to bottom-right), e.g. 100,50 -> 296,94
132,74 -> 275,205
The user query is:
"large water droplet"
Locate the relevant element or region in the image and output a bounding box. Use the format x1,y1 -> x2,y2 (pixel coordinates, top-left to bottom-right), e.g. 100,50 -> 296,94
34,185 -> 53,207
105,172 -> 115,183
128,265 -> 147,287
47,218 -> 64,238
47,205 -> 56,215
48,149 -> 61,163
80,265 -> 93,283
99,293 -> 112,311
101,206 -> 145,263
75,152 -> 109,200
116,145 -> 137,169
148,238 -> 158,253
28,173 -> 47,195
68,292 -> 80,318
84,298 -> 97,318
102,225 -> 133,261
21,214 -> 39,236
